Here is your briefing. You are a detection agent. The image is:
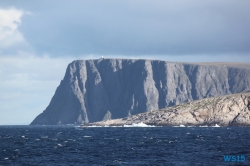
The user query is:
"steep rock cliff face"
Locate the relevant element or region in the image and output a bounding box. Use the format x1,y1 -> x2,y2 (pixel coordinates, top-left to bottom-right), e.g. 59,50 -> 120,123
31,59 -> 250,125
92,92 -> 250,126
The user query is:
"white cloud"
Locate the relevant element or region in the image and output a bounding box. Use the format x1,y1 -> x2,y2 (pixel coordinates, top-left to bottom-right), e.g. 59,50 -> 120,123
0,8 -> 27,49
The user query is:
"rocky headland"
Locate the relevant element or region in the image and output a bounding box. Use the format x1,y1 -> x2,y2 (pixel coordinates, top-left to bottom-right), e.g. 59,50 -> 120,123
30,59 -> 250,125
89,92 -> 250,126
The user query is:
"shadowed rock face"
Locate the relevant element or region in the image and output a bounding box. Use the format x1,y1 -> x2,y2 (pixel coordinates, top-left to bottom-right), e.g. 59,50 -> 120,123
30,59 -> 250,125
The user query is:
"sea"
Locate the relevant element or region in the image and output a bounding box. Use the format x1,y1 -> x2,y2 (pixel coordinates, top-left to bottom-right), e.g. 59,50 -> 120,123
0,125 -> 250,166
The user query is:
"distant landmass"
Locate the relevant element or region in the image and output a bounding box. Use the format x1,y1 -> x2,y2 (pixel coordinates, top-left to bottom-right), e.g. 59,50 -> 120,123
90,92 -> 250,126
30,59 -> 250,125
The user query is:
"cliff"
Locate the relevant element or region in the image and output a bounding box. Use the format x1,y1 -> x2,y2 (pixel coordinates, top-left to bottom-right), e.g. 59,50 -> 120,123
91,92 -> 250,126
30,59 -> 250,125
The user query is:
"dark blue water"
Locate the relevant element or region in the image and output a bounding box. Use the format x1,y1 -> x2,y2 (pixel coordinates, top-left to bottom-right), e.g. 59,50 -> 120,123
0,126 -> 250,166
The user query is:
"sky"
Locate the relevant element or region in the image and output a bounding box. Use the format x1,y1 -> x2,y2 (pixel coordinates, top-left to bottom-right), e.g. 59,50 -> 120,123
0,0 -> 250,125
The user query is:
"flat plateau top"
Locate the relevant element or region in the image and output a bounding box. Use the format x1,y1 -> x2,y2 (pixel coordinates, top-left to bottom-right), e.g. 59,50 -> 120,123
182,62 -> 250,69
74,58 -> 250,69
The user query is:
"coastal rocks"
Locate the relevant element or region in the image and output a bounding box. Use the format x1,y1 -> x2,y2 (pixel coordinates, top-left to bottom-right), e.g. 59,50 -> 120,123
91,92 -> 250,126
30,59 -> 250,125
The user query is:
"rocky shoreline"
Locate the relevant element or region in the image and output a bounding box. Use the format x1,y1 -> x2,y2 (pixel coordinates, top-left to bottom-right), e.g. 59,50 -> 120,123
83,92 -> 250,127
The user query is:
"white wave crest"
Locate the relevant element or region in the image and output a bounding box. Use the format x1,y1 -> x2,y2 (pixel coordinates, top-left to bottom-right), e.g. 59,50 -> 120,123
123,122 -> 155,127
173,124 -> 185,127
212,124 -> 220,127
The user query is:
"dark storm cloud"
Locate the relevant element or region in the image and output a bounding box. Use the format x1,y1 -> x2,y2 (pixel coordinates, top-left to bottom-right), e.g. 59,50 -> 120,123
1,0 -> 250,56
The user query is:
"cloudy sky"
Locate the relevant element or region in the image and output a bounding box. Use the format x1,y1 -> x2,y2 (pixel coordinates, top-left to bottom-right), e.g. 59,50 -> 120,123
0,0 -> 250,125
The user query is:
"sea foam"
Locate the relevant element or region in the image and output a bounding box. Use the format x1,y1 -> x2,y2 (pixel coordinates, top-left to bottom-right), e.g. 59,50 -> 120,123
123,122 -> 155,127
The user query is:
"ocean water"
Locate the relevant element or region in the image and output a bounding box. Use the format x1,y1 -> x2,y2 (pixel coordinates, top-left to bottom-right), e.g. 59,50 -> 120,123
0,125 -> 250,166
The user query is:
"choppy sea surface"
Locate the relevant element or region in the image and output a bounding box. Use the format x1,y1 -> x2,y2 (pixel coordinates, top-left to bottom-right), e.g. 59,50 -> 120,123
0,125 -> 250,166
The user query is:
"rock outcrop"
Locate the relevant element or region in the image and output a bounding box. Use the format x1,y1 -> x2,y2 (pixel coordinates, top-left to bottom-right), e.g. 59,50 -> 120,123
30,59 -> 250,125
91,92 -> 250,126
